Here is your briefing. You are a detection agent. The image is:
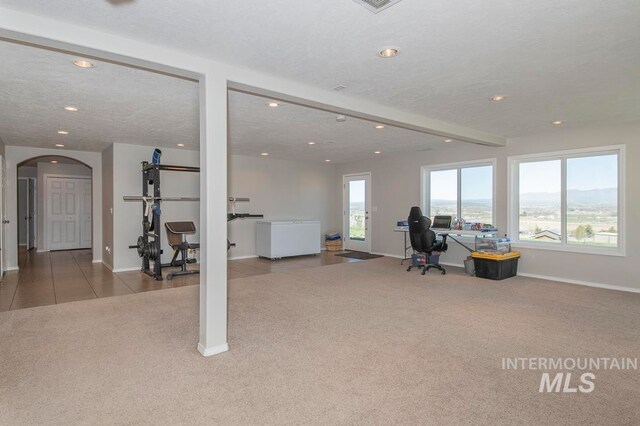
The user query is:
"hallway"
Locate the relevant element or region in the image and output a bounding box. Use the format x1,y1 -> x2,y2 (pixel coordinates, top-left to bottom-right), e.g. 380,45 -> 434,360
0,249 -> 199,311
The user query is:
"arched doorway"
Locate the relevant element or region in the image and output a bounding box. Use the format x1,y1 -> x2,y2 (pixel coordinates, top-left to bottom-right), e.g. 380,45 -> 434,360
17,155 -> 93,253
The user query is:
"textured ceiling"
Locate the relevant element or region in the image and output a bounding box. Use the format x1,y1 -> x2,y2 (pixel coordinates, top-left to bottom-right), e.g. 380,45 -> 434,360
0,40 -> 199,152
228,91 -> 442,163
0,40 -> 449,162
1,0 -> 638,138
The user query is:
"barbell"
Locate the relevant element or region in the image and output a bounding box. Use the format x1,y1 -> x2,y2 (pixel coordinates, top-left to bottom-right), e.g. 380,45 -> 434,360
129,236 -> 160,260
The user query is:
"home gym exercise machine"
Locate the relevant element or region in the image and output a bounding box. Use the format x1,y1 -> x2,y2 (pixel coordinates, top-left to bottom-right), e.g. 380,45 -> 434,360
125,149 -> 264,280
125,150 -> 200,280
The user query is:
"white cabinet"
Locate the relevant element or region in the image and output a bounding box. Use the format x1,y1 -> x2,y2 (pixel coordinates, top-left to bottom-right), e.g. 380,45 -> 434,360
256,220 -> 321,259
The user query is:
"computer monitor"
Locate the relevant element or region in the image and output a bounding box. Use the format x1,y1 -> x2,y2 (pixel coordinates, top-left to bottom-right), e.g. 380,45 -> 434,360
432,215 -> 452,230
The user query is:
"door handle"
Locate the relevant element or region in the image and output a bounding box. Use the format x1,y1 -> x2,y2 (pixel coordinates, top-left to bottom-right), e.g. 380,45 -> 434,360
2,220 -> 9,224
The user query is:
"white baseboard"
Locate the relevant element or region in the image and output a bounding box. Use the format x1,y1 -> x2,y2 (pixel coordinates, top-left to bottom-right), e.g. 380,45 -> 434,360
227,254 -> 258,261
517,272 -> 640,294
112,266 -> 141,273
18,244 -> 27,247
36,249 -> 49,253
444,261 -> 640,294
5,266 -> 19,271
441,261 -> 464,268
197,342 -> 229,357
92,259 -> 102,264
102,261 -> 114,271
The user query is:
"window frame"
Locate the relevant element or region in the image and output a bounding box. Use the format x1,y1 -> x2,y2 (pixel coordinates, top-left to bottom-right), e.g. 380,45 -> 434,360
508,145 -> 625,256
420,158 -> 497,225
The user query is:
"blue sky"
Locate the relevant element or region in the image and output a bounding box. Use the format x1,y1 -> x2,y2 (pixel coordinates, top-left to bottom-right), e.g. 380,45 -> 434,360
349,179 -> 365,203
431,165 -> 492,200
430,155 -> 618,201
520,155 -> 617,193
567,154 -> 618,191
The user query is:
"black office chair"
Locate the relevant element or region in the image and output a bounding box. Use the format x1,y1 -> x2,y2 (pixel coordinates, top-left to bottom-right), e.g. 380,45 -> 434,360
164,221 -> 200,280
406,206 -> 448,275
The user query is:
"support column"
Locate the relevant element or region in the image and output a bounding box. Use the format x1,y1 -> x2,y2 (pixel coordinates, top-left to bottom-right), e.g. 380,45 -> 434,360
197,70 -> 229,356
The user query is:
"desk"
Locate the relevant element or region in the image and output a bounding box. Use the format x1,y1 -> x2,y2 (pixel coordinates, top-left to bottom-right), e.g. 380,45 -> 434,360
394,227 -> 498,264
393,227 -> 412,264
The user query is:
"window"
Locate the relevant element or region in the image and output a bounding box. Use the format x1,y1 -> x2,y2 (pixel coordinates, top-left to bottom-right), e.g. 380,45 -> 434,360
421,160 -> 495,225
510,146 -> 623,254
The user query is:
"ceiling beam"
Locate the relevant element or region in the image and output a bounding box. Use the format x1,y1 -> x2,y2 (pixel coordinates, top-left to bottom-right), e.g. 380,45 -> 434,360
229,84 -> 505,147
0,6 -> 506,147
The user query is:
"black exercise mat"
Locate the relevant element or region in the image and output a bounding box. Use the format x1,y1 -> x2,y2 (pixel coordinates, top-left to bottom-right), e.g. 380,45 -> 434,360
334,251 -> 384,260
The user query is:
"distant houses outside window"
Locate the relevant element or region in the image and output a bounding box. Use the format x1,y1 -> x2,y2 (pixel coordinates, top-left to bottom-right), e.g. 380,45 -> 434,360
509,146 -> 623,255
421,160 -> 495,225
534,230 -> 561,241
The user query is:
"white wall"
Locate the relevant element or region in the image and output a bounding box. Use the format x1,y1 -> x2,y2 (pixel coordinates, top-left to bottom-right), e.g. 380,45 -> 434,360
5,146 -> 102,269
36,162 -> 92,250
102,145 -> 114,269
111,143 -> 200,271
227,155 -> 338,259
17,166 -> 36,178
334,121 -> 640,291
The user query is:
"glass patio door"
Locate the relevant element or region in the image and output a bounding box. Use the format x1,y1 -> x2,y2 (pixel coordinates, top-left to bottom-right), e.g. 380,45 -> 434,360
343,173 -> 371,252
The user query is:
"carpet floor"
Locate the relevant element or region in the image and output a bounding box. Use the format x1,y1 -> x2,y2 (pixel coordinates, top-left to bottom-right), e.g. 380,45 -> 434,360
1,258 -> 639,425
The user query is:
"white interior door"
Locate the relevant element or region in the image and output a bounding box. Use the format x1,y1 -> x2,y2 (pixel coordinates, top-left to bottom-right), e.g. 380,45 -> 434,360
47,177 -> 81,250
343,173 -> 371,252
79,179 -> 92,249
28,178 -> 36,250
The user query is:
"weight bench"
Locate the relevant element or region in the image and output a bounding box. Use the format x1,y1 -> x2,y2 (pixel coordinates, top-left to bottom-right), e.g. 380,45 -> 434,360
164,221 -> 200,280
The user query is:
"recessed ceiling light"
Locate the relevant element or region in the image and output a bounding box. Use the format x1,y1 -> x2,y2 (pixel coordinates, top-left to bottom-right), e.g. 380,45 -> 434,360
325,159 -> 331,162
261,152 -> 269,156
51,160 -> 58,164
73,59 -> 94,68
64,106 -> 79,112
374,151 -> 381,154
266,102 -> 280,108
375,125 -> 385,129
552,120 -> 564,125
57,130 -> 69,135
444,139 -> 453,143
490,95 -> 506,101
55,144 -> 65,147
177,143 -> 185,147
307,141 -> 316,145
378,47 -> 399,58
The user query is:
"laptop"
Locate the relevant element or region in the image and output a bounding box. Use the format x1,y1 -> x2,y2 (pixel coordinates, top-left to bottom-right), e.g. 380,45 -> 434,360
431,215 -> 452,231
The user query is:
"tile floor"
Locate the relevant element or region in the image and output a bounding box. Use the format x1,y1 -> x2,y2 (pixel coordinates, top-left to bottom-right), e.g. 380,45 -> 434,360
0,249 -> 199,312
0,249 -> 361,311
